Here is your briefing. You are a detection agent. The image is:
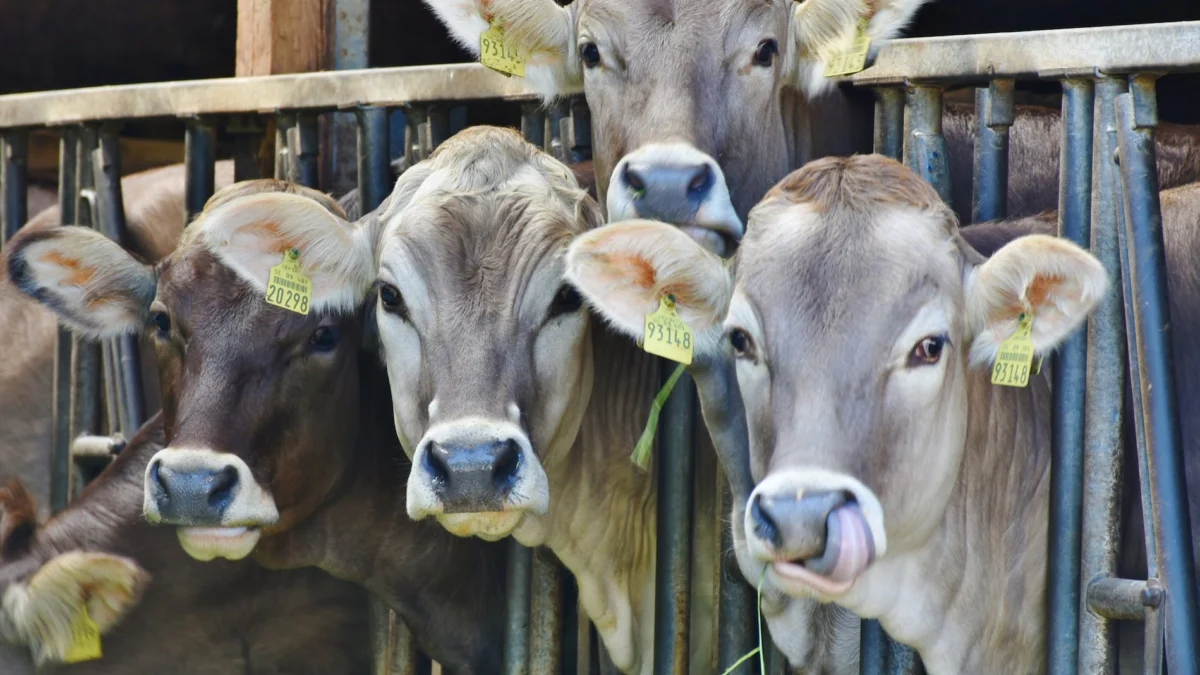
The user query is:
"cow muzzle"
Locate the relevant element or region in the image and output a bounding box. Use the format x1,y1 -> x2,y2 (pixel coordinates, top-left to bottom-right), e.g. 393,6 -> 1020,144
606,142 -> 743,257
142,448 -> 279,562
407,419 -> 549,540
744,470 -> 887,597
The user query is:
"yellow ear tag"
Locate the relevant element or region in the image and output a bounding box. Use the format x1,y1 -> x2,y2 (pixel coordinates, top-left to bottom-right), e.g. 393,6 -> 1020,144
63,605 -> 102,664
991,312 -> 1036,388
642,294 -> 694,366
480,22 -> 526,78
265,248 -> 312,316
823,17 -> 872,78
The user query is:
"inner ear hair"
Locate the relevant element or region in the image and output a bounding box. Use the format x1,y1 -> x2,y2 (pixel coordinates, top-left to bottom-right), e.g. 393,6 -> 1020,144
203,180 -> 347,219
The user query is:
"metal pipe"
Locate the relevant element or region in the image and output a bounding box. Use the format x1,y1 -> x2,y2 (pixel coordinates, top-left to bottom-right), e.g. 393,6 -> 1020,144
228,115 -> 265,182
290,112 -> 321,189
653,366 -> 696,675
520,105 -> 546,152
717,481 -> 757,672
69,128 -> 102,495
427,107 -> 450,152
275,112 -> 296,181
503,538 -> 531,675
404,106 -> 427,165
904,85 -> 951,205
185,118 -> 217,223
873,88 -> 904,161
356,106 -> 391,214
546,101 -> 570,160
369,596 -> 392,675
970,79 -> 1014,223
95,124 -> 146,433
1,129 -> 28,245
1085,577 -> 1161,621
49,129 -> 79,514
1115,76 -> 1200,673
860,620 -> 887,675
529,551 -> 564,674
569,97 -> 592,164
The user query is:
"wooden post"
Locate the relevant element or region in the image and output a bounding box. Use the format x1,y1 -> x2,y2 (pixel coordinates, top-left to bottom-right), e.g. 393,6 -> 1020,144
235,0 -> 329,77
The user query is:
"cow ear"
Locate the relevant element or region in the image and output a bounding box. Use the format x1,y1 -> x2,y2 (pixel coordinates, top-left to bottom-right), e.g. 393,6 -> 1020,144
565,220 -> 733,357
0,551 -> 150,665
0,479 -> 37,561
789,0 -> 929,98
199,192 -> 377,315
6,226 -> 156,339
965,234 -> 1108,366
421,0 -> 579,100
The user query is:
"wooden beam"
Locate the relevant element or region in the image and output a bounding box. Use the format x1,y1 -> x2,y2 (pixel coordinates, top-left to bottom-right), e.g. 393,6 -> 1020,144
236,0 -> 330,77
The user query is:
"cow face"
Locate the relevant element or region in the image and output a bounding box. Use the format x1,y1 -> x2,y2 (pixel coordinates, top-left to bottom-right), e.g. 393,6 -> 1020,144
422,0 -> 929,255
6,181 -> 377,562
372,126 -> 600,541
565,154 -> 1106,651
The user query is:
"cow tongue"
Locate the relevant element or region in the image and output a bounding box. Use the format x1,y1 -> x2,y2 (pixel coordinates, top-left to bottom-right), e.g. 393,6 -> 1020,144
801,503 -> 874,584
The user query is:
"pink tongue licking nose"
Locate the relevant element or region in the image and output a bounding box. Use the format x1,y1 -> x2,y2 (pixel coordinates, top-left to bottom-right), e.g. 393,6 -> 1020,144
802,503 -> 875,584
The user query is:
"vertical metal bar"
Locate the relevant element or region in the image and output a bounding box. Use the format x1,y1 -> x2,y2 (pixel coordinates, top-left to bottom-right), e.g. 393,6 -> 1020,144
1077,75 -> 1125,675
229,115 -> 265,182
49,128 -> 79,514
904,85 -> 951,205
971,79 -> 1014,223
529,550 -> 564,674
1043,77 -> 1094,675
329,0 -> 370,197
521,104 -> 547,152
873,88 -> 905,161
653,366 -> 695,675
1116,75 -> 1200,673
95,124 -> 146,434
289,113 -> 321,189
1,129 -> 29,245
185,118 -> 217,223
546,101 -> 570,160
370,596 -> 393,675
70,127 -> 102,486
569,98 -> 593,164
392,611 -> 432,675
717,481 -> 756,672
275,112 -> 296,181
356,106 -> 391,214
859,620 -> 888,675
504,538 -> 532,675
426,107 -> 450,153
404,107 -> 428,165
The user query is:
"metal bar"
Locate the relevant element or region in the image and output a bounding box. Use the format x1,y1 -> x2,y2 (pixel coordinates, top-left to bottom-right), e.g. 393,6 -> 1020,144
69,127 -> 101,492
1115,76 -> 1200,674
228,115 -> 265,182
404,106 -> 427,165
872,88 -> 904,161
546,101 -> 570,160
904,85 -> 951,205
653,366 -> 696,675
529,550 -> 564,674
1086,578 -> 1160,621
290,113 -> 321,189
859,620 -> 887,675
504,538 -> 532,675
275,113 -> 296,181
95,124 -> 146,434
392,616 -> 432,675
520,105 -> 546,152
717,481 -> 756,672
356,106 -> 391,214
184,118 -> 217,222
970,79 -> 1014,223
426,107 -> 450,153
1,129 -> 29,245
569,98 -> 592,164
886,638 -> 926,675
49,129 -> 78,514
370,596 -> 392,675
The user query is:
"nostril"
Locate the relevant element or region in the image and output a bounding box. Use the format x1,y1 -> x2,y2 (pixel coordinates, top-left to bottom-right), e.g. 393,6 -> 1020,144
149,460 -> 167,497
687,164 -> 713,196
207,466 -> 239,511
623,164 -> 646,194
492,439 -> 521,489
423,444 -> 450,489
750,495 -> 781,549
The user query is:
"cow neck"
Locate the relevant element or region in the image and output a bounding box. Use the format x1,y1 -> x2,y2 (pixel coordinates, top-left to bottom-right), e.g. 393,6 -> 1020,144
848,367 -> 1053,674
516,325 -> 660,674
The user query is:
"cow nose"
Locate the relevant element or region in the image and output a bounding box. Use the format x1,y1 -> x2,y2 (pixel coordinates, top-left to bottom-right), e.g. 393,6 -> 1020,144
423,439 -> 522,513
147,460 -> 239,526
619,158 -> 715,224
751,490 -> 849,561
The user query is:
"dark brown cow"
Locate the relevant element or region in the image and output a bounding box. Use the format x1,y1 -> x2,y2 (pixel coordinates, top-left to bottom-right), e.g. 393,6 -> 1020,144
0,417 -> 372,674
4,179 -> 508,673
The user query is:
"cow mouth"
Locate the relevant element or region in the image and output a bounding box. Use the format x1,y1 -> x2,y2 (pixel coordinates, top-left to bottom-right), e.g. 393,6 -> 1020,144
679,225 -> 737,258
438,511 -> 526,541
770,503 -> 875,596
176,526 -> 262,562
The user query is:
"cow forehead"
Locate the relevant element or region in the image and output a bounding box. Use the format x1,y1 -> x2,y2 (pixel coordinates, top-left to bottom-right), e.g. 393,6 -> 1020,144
579,0 -> 784,32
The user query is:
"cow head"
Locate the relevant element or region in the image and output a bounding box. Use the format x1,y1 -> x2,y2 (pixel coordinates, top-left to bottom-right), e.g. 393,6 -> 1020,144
564,154 -> 1108,660
422,0 -> 929,255
5,181 -> 376,562
370,126 -> 600,540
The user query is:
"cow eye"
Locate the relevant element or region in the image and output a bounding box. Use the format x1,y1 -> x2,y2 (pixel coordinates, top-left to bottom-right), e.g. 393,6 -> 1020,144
729,328 -> 755,358
308,326 -> 341,353
753,39 -> 779,68
378,283 -> 408,319
151,311 -> 171,336
909,335 -> 948,367
548,284 -> 583,319
579,41 -> 601,69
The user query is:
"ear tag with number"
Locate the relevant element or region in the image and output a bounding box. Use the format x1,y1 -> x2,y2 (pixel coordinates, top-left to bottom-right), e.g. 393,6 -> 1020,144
641,294 -> 694,366
991,312 -> 1036,388
63,605 -> 102,664
480,22 -> 526,77
823,17 -> 872,78
265,248 -> 312,316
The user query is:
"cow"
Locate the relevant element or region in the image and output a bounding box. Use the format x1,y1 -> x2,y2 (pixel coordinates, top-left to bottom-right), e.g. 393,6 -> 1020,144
4,178 -> 509,673
420,0 -> 1200,252
0,419 -> 373,674
564,156 -> 1200,672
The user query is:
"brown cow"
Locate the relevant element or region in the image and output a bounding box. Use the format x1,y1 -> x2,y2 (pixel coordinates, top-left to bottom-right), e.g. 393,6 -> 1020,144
0,418 -> 373,674
4,179 -> 508,673
565,158 -> 1200,673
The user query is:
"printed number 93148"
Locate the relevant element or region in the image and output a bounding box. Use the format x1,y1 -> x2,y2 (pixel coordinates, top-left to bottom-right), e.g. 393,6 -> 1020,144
647,319 -> 692,350
267,282 -> 309,314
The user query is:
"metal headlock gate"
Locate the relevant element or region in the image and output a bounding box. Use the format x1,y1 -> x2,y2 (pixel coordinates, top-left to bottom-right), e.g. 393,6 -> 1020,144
1,18 -> 1199,675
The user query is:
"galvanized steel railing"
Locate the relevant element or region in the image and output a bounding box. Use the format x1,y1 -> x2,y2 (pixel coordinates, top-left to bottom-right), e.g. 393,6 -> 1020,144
2,18 -> 1200,675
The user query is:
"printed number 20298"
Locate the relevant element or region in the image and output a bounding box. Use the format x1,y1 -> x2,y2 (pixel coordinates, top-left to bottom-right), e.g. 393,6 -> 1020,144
267,283 -> 309,313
